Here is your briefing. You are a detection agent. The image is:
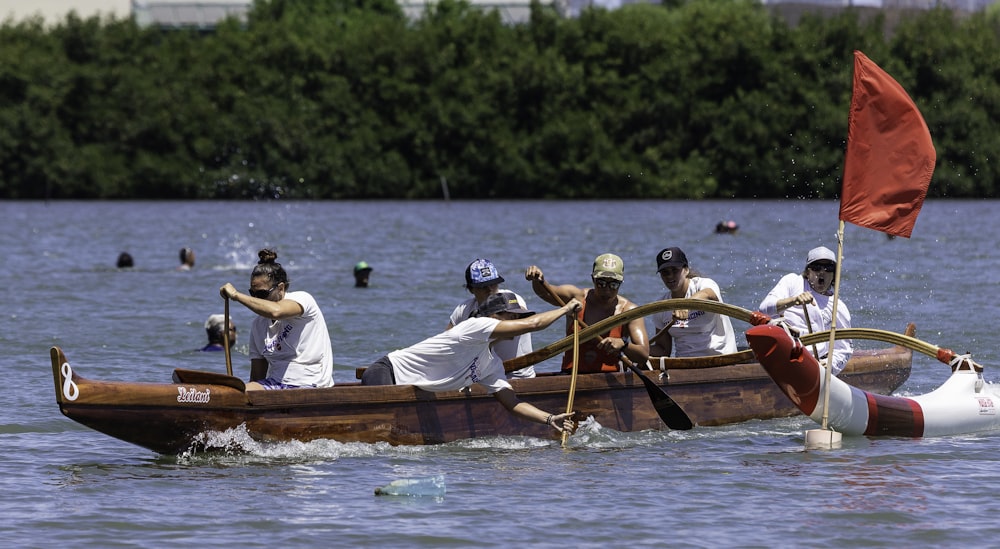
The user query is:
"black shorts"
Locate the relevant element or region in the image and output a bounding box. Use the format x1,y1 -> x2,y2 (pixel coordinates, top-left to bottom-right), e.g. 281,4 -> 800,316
360,355 -> 396,386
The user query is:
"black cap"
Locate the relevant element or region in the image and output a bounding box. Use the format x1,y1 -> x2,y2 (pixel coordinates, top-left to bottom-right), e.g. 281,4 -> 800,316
656,247 -> 688,272
473,292 -> 534,318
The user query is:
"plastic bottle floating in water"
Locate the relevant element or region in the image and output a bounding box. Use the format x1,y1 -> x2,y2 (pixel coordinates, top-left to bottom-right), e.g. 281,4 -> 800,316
374,475 -> 446,497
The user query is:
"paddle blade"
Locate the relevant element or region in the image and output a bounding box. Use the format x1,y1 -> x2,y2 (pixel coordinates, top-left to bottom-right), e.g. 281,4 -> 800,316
627,363 -> 693,430
172,368 -> 246,392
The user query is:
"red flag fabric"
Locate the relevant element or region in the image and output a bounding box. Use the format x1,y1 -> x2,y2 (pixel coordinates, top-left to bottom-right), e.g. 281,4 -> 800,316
839,51 -> 936,238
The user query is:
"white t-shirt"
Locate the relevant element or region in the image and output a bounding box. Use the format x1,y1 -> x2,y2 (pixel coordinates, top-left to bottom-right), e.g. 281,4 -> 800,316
651,277 -> 738,357
389,317 -> 512,393
759,273 -> 853,374
449,291 -> 535,378
249,290 -> 334,387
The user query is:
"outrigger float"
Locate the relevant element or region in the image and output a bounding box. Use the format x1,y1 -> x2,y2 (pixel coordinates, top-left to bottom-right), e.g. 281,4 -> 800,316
746,323 -> 1000,437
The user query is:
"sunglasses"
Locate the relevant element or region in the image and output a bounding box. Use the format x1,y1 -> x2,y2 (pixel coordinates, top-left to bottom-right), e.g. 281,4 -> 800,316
594,279 -> 621,290
808,263 -> 836,273
248,284 -> 278,299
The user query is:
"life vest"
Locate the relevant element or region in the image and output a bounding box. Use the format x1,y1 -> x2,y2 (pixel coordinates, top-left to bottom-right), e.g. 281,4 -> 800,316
561,296 -> 623,374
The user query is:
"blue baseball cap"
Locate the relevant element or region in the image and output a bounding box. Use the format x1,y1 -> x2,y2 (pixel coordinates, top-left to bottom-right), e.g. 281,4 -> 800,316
465,258 -> 505,289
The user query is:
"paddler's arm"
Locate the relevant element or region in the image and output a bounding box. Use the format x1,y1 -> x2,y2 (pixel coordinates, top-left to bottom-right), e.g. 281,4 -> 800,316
492,388 -> 577,434
524,265 -> 584,307
250,358 -> 268,381
759,275 -> 813,317
220,282 -> 304,320
445,303 -> 461,331
650,285 -> 722,357
667,286 -> 721,322
762,292 -> 815,316
649,317 -> 674,358
622,302 -> 650,364
490,298 -> 581,339
663,285 -> 719,328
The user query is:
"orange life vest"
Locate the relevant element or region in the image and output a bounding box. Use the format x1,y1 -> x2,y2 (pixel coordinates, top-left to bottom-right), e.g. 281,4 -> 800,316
561,297 -> 623,374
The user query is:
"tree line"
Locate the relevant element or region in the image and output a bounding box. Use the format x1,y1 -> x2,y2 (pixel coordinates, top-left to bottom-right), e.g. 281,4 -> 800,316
1,0 -> 998,200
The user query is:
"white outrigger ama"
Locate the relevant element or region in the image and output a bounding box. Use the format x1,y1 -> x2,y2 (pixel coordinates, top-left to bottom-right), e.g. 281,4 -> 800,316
746,323 -> 1000,437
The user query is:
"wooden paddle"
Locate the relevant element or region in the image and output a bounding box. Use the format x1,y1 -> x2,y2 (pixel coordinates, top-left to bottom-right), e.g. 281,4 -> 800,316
562,318 -> 580,447
223,296 -> 233,376
172,368 -> 246,392
802,303 -> 821,360
621,359 -> 693,430
538,281 -> 693,431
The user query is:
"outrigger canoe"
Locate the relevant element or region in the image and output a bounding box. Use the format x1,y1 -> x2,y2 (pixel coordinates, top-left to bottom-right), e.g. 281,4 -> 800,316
51,338 -> 913,454
746,323 -> 1000,437
50,299 -> 914,454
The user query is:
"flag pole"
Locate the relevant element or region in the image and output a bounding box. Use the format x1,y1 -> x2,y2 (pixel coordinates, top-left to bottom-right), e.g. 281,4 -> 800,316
804,220 -> 846,449
808,51 -> 935,448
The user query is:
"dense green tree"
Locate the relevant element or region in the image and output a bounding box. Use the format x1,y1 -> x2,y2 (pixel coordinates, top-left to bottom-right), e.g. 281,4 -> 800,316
891,8 -> 1000,197
0,0 -> 998,199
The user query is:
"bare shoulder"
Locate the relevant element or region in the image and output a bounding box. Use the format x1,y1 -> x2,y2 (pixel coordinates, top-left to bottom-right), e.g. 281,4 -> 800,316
620,297 -> 648,335
567,285 -> 589,300
276,296 -> 306,318
619,296 -> 640,312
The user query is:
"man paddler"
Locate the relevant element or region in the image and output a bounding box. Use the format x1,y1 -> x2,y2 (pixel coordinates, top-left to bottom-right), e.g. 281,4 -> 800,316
525,253 -> 649,374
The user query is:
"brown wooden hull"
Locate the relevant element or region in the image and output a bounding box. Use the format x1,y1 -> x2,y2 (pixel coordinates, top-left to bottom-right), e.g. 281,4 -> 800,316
51,342 -> 911,455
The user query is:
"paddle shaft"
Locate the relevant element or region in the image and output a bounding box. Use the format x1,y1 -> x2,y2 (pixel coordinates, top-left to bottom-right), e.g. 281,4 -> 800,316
224,296 -> 233,377
801,303 -> 821,360
562,319 -> 580,447
538,281 -> 693,430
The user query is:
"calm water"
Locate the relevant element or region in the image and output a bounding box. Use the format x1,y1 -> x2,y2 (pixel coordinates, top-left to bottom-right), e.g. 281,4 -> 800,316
5,199 -> 999,547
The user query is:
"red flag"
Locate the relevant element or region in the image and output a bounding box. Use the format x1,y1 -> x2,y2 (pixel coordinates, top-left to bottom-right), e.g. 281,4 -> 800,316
839,51 -> 936,238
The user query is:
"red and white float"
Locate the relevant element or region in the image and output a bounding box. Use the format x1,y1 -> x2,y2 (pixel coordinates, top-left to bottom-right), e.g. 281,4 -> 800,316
746,324 -> 1000,437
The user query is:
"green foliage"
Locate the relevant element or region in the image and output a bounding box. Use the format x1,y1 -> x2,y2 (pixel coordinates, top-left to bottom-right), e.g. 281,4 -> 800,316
0,0 -> 998,199
890,8 -> 1000,197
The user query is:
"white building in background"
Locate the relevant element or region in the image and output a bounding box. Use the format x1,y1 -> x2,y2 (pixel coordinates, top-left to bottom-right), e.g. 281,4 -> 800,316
133,0 -> 558,27
130,0 -> 570,27
0,1 -> 128,23
399,0 -> 568,22
757,0 -> 994,8
131,0 -> 250,28
0,0 -> 994,28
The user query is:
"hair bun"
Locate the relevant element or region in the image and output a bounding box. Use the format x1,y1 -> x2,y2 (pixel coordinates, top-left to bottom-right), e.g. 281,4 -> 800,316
257,249 -> 278,264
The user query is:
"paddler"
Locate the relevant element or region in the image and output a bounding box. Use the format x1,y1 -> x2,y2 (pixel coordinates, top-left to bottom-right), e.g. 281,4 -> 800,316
360,293 -> 581,436
524,254 -> 649,374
